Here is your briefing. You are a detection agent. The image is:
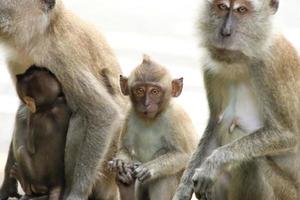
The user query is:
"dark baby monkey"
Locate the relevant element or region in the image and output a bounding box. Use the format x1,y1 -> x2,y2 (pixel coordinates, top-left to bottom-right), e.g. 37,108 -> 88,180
110,55 -> 199,200
11,66 -> 71,200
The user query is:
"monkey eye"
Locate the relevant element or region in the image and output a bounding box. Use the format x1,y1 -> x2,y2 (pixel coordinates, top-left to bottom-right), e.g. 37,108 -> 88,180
217,3 -> 228,11
135,88 -> 145,96
151,89 -> 160,95
237,6 -> 248,13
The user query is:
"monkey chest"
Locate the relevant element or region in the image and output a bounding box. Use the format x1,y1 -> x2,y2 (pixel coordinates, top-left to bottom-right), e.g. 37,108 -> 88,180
127,127 -> 166,163
218,83 -> 264,144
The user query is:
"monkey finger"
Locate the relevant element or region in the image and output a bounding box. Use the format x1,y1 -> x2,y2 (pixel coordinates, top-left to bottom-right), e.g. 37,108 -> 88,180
137,169 -> 151,182
132,162 -> 142,169
117,173 -> 130,184
116,160 -> 125,173
123,173 -> 134,185
108,160 -> 116,171
134,166 -> 147,178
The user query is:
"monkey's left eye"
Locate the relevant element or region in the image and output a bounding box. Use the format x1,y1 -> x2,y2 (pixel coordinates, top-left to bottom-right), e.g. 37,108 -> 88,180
237,6 -> 248,13
151,89 -> 160,95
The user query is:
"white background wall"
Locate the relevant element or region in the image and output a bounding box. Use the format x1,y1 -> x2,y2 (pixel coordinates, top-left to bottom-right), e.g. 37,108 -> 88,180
0,0 -> 299,192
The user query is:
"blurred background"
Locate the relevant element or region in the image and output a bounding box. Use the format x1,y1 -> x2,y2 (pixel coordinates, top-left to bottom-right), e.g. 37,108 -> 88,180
0,0 -> 299,194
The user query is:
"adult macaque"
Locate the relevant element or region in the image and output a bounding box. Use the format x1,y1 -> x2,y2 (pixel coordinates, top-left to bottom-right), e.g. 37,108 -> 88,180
110,55 -> 199,200
173,0 -> 300,200
11,66 -> 71,200
0,0 -> 126,199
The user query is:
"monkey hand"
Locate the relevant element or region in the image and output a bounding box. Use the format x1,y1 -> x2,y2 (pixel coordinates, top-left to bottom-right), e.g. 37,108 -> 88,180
192,154 -> 221,200
108,158 -> 130,173
117,169 -> 135,185
172,184 -> 194,200
133,164 -> 152,183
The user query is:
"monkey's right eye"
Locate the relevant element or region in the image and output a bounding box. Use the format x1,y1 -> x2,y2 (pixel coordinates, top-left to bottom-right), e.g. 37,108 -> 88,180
135,88 -> 145,96
217,3 -> 228,11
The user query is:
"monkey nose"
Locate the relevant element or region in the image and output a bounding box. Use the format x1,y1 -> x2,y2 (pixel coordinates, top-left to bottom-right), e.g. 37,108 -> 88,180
221,27 -> 232,37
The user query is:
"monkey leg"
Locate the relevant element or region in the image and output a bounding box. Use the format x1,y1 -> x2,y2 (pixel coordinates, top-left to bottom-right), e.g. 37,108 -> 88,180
117,180 -> 135,200
10,163 -> 32,195
16,146 -> 35,180
48,187 -> 62,200
228,161 -> 275,200
91,172 -> 120,200
148,176 -> 179,200
0,142 -> 20,200
262,158 -> 298,200
135,181 -> 149,200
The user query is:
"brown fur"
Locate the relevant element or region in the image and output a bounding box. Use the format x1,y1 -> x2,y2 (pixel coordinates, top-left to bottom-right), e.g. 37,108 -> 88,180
173,0 -> 300,200
115,56 -> 199,200
0,1 -> 127,200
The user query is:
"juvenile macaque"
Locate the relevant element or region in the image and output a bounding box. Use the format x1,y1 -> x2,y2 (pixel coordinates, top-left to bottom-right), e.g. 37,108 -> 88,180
110,55 -> 199,200
11,66 -> 71,200
173,0 -> 300,200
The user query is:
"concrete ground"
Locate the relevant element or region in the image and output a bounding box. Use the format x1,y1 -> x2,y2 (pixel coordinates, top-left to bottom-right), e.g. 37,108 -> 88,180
0,0 -> 299,198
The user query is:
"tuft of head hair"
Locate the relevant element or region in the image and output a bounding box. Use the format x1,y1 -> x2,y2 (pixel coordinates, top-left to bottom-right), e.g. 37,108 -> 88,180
129,55 -> 172,86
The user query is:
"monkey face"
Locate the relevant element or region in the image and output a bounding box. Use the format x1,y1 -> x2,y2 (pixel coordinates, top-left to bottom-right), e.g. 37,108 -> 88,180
130,83 -> 166,119
199,0 -> 278,56
0,0 -> 56,35
16,66 -> 62,111
120,55 -> 184,120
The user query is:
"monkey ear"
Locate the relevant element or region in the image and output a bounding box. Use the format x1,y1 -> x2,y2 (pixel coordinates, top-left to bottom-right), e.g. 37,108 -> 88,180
41,0 -> 56,10
172,78 -> 184,97
23,96 -> 37,113
120,75 -> 130,96
270,0 -> 279,14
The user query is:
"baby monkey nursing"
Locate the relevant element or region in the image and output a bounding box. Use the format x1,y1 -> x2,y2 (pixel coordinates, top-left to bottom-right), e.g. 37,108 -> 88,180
110,55 -> 199,200
12,66 -> 71,200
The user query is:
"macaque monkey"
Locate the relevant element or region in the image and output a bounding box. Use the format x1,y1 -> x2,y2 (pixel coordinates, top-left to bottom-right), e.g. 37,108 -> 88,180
173,0 -> 300,200
0,0 -> 126,200
110,55 -> 199,200
11,66 -> 71,200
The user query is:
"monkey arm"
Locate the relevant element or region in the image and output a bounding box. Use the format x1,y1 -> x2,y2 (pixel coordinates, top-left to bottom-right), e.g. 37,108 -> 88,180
206,126 -> 297,169
49,67 -> 122,200
145,150 -> 191,180
0,142 -> 20,200
172,122 -> 218,200
116,147 -> 134,163
26,115 -> 35,155
173,71 -> 222,200
192,125 -> 297,199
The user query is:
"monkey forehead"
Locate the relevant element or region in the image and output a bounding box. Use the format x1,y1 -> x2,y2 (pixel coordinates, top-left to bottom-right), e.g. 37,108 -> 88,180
128,73 -> 172,88
207,0 -> 263,9
128,64 -> 172,87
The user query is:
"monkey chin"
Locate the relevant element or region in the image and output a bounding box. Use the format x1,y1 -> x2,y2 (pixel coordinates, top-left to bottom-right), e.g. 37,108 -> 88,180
139,111 -> 158,121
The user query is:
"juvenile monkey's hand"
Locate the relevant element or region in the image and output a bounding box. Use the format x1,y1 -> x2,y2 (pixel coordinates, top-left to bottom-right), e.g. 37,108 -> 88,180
109,159 -> 139,185
133,164 -> 152,183
108,159 -> 126,172
192,152 -> 221,200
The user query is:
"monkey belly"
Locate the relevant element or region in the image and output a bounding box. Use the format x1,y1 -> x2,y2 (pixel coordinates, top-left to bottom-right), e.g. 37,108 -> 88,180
217,82 -> 263,145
